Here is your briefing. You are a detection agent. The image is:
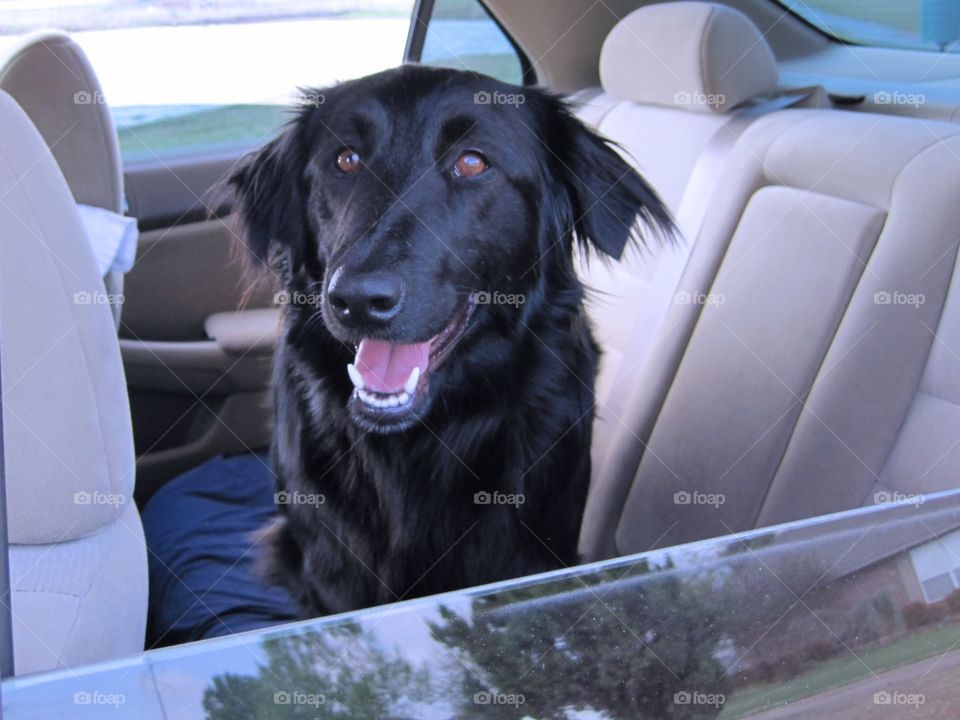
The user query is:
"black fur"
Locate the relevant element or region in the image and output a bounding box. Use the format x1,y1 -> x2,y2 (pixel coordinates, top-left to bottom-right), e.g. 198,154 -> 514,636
228,66 -> 672,617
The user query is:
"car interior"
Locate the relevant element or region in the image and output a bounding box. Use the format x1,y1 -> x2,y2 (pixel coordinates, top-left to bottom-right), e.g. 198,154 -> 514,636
3,0 -> 960,686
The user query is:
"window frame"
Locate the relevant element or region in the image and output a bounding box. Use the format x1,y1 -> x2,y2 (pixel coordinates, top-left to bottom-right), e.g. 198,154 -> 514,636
769,0 -> 858,46
404,0 -> 536,85
766,0 -> 959,51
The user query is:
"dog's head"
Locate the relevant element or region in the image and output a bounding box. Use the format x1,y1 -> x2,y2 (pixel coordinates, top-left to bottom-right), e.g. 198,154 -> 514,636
228,66 -> 671,433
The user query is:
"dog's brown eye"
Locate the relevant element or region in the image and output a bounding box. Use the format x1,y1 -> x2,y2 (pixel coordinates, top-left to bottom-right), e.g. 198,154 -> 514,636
454,151 -> 488,178
336,149 -> 361,173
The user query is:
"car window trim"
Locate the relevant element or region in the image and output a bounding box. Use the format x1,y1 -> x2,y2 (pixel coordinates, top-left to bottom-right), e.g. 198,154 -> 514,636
767,0 -> 863,47
404,0 -> 537,86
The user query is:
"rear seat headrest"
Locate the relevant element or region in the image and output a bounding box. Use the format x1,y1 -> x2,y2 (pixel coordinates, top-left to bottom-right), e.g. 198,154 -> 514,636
600,1 -> 779,113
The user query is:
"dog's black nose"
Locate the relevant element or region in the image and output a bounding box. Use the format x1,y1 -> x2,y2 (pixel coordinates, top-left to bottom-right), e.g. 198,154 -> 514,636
327,270 -> 404,325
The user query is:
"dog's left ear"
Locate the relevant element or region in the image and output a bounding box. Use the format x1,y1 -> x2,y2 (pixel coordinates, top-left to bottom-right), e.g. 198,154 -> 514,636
556,112 -> 673,260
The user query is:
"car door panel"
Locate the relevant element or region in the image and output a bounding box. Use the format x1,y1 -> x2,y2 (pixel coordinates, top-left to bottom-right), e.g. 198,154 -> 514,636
121,157 -> 278,503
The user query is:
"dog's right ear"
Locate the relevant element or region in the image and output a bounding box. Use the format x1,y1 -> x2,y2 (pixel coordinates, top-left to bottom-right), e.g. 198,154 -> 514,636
226,125 -> 308,265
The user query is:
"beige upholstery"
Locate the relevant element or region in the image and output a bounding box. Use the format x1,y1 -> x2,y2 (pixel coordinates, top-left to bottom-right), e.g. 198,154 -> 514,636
574,2 -> 824,502
205,308 -> 281,356
0,90 -> 147,674
0,31 -> 127,325
577,1 -> 960,561
581,108 -> 960,559
599,2 -> 778,114
0,31 -> 122,213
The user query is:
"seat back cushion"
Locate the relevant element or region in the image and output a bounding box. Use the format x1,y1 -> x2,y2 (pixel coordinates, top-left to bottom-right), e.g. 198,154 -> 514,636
578,1 -> 785,499
0,90 -> 135,544
584,110 -> 960,557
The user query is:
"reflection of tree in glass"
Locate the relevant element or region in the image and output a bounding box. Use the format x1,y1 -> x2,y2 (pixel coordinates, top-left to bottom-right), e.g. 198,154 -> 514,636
430,560 -> 730,719
202,625 -> 434,719
710,536 -> 833,656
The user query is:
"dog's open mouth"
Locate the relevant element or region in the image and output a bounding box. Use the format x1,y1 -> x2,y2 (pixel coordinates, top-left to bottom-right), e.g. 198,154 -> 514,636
345,297 -> 474,430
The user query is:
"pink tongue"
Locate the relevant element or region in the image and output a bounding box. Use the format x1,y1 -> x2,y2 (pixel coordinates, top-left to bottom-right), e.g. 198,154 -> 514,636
355,339 -> 430,393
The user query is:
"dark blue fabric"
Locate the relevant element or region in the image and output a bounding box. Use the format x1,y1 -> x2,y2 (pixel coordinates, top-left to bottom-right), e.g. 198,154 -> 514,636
141,453 -> 298,647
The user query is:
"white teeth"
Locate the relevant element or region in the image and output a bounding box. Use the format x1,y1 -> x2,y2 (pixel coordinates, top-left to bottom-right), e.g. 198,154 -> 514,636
404,366 -> 421,395
351,364 -> 421,410
346,363 -> 365,390
356,387 -> 414,410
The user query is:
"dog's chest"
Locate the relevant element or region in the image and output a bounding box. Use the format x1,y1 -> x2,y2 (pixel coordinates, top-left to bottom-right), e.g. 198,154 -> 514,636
327,445 -> 535,599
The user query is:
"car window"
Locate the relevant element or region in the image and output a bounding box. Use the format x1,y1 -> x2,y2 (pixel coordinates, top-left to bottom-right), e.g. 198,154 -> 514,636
7,491 -> 960,718
0,1 -> 415,164
777,0 -> 960,52
419,0 -> 526,84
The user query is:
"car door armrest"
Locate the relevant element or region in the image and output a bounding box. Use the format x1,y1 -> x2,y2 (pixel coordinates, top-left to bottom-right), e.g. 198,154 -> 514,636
204,308 -> 280,356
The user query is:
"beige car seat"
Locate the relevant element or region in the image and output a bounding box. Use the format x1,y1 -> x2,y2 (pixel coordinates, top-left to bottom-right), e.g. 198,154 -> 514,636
0,89 -> 147,675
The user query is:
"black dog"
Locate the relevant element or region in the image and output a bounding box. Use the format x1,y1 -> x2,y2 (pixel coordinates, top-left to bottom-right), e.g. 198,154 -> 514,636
228,65 -> 671,617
